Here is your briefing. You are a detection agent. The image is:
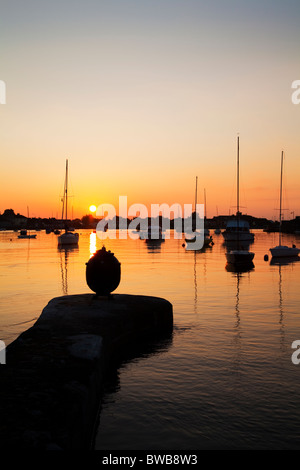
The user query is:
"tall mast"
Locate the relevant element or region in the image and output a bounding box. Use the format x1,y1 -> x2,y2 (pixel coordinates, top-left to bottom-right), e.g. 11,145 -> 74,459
237,135 -> 240,248
195,176 -> 198,213
279,151 -> 283,246
65,159 -> 68,221
237,135 -> 239,215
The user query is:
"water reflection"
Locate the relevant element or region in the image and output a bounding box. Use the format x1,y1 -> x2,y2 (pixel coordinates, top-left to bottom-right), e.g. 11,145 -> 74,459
278,264 -> 285,351
270,257 -> 300,266
58,246 -> 79,295
229,270 -> 253,374
223,239 -> 254,252
232,272 -> 242,372
193,251 -> 198,310
103,332 -> 173,394
89,231 -> 97,257
225,261 -> 254,274
95,330 -> 173,447
271,261 -> 297,354
184,242 -> 211,252
145,239 -> 164,252
234,272 -> 241,328
270,255 -> 300,352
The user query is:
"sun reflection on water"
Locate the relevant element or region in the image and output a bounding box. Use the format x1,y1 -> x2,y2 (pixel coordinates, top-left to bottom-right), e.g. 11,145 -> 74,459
89,231 -> 97,257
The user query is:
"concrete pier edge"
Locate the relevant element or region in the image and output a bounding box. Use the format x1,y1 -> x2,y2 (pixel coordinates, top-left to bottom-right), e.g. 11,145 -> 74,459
0,293 -> 173,449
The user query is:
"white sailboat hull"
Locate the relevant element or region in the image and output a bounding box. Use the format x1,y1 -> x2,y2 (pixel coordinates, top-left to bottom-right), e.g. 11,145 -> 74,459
270,245 -> 300,258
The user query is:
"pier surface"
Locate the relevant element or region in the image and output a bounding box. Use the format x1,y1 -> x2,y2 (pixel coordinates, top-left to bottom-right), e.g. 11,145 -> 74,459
0,293 -> 173,449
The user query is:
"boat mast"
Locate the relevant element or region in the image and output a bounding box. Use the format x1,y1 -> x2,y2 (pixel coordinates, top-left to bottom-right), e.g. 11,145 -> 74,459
237,135 -> 240,248
237,135 -> 239,216
195,176 -> 198,213
61,159 -> 68,225
65,159 -> 68,222
279,151 -> 283,246
27,206 -> 30,235
193,176 -> 198,230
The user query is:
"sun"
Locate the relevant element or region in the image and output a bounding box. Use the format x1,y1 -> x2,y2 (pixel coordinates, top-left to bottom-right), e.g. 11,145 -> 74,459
89,205 -> 97,213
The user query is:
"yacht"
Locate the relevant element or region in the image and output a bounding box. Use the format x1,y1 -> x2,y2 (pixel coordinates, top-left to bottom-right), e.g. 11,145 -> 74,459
270,151 -> 300,258
225,136 -> 254,266
58,159 -> 79,247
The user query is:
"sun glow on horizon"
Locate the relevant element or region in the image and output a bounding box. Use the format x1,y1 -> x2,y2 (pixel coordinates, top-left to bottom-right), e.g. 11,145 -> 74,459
89,205 -> 97,213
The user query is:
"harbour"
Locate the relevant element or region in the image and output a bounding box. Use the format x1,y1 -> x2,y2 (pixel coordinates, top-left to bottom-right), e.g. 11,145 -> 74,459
1,0 -> 300,452
1,228 -> 300,449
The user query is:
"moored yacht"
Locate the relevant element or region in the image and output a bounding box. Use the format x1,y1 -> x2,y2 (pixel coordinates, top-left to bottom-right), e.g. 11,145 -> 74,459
222,217 -> 254,242
57,159 -> 79,247
270,151 -> 300,259
225,136 -> 254,266
18,229 -> 36,239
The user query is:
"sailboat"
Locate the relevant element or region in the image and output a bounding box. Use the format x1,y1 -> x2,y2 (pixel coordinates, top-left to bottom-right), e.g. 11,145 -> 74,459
222,153 -> 254,243
270,151 -> 300,258
58,159 -> 79,246
185,178 -> 212,247
18,207 -> 37,239
18,229 -> 36,239
225,136 -> 254,266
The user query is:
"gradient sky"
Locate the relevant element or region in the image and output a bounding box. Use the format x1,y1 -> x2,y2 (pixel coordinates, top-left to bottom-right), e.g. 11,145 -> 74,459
1,0 -> 300,219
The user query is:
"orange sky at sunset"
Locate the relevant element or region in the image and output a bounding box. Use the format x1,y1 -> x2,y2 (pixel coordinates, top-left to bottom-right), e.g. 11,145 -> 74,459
1,0 -> 299,221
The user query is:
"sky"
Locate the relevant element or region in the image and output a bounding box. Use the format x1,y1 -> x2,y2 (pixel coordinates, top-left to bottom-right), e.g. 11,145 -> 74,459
1,0 -> 300,220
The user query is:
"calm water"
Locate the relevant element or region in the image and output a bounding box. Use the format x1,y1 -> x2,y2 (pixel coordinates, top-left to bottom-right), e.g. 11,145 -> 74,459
1,228 -> 300,450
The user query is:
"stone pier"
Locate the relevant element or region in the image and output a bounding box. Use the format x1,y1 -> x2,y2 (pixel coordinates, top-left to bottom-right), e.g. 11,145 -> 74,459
0,294 -> 173,449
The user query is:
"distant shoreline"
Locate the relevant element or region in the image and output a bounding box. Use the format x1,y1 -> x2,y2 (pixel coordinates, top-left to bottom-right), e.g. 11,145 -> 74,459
1,208 -> 300,233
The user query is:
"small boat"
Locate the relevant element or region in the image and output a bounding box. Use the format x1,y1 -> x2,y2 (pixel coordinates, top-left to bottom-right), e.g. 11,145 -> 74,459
58,230 -> 79,245
225,136 -> 254,266
58,159 -> 79,246
18,229 -> 36,239
145,224 -> 164,241
270,245 -> 300,258
185,177 -> 210,248
18,207 -> 37,239
270,151 -> 300,258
